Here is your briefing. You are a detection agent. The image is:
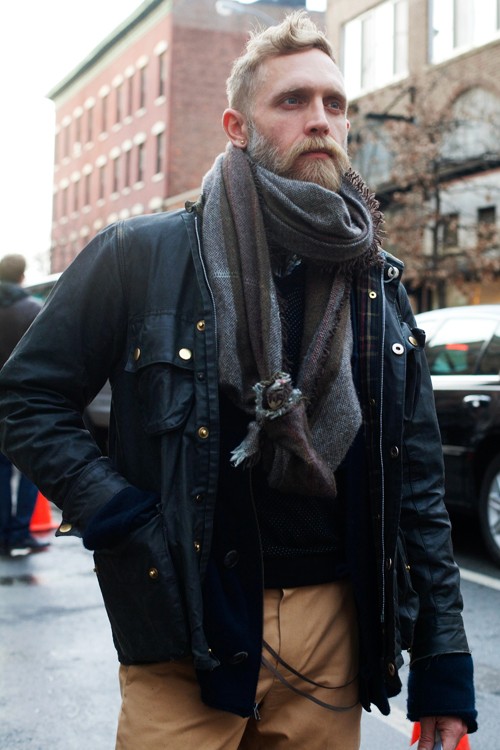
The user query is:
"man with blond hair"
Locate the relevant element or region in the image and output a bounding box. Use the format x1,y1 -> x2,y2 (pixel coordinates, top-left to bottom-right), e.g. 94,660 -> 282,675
0,13 -> 476,750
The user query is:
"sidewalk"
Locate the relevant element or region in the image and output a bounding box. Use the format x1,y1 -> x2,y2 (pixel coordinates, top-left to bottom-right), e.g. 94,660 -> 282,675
0,504 -> 413,750
0,511 -> 120,750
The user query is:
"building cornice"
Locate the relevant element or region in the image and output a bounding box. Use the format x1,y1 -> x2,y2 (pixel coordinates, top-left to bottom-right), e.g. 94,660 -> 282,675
47,0 -> 170,100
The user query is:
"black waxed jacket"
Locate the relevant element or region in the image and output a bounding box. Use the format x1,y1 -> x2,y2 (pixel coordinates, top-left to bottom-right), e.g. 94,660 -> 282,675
0,207 -> 470,716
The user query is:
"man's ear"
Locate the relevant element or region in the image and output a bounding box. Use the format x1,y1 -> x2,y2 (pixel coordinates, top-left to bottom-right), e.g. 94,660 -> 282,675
222,108 -> 249,149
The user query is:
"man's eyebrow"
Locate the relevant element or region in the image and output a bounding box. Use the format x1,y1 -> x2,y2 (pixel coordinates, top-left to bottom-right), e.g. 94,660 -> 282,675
271,85 -> 347,105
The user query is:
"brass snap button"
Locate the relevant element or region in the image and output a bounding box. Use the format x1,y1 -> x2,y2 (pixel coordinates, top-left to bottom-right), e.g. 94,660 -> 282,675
59,523 -> 73,533
133,347 -> 141,361
196,320 -> 206,332
148,567 -> 159,580
198,426 -> 209,439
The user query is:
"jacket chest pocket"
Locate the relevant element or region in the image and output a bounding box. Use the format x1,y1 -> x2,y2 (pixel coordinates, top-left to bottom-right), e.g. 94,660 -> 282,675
125,313 -> 195,435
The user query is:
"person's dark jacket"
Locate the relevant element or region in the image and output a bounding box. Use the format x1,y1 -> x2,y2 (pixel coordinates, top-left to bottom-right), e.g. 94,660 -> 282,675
0,282 -> 41,367
0,207 -> 475,727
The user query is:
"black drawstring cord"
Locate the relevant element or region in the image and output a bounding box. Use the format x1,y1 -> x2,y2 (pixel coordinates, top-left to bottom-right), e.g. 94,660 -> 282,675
260,640 -> 360,714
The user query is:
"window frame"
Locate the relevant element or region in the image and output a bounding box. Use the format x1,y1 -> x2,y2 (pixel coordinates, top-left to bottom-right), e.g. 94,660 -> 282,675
342,0 -> 409,98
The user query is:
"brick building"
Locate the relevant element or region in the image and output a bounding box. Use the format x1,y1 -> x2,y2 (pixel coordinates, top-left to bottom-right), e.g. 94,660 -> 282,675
327,0 -> 500,308
49,0 -> 308,272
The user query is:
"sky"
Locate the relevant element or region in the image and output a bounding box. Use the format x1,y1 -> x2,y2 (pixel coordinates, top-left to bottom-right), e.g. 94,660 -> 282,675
0,0 -> 324,282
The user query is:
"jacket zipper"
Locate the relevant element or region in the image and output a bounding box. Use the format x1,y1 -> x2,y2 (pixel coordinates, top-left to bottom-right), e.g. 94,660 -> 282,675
194,214 -> 218,360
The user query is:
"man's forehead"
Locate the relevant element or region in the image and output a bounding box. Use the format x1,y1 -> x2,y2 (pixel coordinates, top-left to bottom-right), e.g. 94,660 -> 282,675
256,49 -> 345,96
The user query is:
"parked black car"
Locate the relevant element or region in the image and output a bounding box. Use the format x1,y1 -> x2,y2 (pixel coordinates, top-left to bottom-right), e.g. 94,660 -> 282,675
415,304 -> 500,566
25,274 -> 111,453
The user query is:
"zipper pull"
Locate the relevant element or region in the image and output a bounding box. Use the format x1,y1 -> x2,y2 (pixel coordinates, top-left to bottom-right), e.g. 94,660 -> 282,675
253,703 -> 261,721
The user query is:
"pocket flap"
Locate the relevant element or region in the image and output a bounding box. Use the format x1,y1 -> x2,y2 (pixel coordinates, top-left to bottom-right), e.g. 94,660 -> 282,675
125,313 -> 195,373
125,313 -> 195,434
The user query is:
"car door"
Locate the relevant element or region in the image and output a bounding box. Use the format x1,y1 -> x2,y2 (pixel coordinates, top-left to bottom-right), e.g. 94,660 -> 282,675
424,315 -> 500,511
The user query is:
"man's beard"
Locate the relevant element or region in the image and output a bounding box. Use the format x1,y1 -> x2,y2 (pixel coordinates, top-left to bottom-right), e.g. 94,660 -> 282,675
246,124 -> 350,192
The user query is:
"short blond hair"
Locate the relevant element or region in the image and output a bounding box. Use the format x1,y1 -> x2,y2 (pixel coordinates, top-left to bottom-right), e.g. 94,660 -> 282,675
226,11 -> 335,116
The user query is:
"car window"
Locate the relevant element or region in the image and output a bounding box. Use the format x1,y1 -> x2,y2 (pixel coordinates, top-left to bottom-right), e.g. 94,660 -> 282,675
415,316 -> 442,342
424,317 -> 497,375
477,323 -> 500,375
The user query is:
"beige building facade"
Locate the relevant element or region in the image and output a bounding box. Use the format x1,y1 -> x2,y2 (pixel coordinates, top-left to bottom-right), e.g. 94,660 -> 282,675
327,0 -> 500,309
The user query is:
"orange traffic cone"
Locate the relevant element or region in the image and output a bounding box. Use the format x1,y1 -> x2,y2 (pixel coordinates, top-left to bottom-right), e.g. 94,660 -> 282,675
410,722 -> 471,748
30,492 -> 58,532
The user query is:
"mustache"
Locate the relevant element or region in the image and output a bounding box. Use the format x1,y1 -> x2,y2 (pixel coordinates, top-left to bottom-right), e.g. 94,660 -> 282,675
291,137 -> 347,161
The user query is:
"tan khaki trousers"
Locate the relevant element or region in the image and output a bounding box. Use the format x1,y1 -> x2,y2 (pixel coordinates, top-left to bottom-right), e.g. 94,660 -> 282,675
115,580 -> 361,750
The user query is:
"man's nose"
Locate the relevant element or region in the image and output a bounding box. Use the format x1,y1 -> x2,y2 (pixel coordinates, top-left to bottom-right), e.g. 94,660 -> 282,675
305,100 -> 330,136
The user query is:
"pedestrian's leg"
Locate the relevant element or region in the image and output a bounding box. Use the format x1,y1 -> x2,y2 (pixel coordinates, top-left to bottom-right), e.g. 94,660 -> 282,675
239,581 -> 362,750
0,452 -> 13,550
116,659 -> 249,750
9,471 -> 39,545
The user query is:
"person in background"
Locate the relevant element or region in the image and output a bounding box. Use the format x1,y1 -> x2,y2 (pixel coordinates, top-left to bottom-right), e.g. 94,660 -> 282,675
0,254 -> 46,555
0,13 -> 476,750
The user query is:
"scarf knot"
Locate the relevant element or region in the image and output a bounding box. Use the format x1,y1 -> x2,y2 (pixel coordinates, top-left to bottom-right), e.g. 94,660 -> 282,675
231,372 -> 304,468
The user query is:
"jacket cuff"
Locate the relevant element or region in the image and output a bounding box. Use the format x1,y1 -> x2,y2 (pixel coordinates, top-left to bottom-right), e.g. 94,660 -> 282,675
82,485 -> 160,550
407,653 -> 477,733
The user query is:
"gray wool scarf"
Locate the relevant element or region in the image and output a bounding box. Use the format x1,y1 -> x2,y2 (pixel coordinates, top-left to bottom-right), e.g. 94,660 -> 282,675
201,144 -> 382,497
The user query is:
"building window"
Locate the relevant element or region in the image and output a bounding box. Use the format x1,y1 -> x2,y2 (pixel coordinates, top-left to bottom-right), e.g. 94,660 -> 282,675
342,0 -> 408,98
441,88 -> 500,162
116,83 -> 123,124
139,66 -> 147,109
62,185 -> 69,216
99,164 -> 106,200
127,75 -> 134,116
87,106 -> 94,143
158,52 -> 166,98
75,115 -> 82,145
441,212 -> 459,249
124,150 -> 131,188
137,142 -> 145,183
112,156 -> 120,193
477,206 -> 497,248
84,172 -> 91,206
102,93 -> 109,133
431,0 -> 500,63
63,124 -> 70,158
73,179 -> 79,212
155,131 -> 164,175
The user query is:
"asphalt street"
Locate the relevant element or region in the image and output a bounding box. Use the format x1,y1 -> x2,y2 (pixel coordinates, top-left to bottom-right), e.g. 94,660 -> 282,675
0,507 -> 498,750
